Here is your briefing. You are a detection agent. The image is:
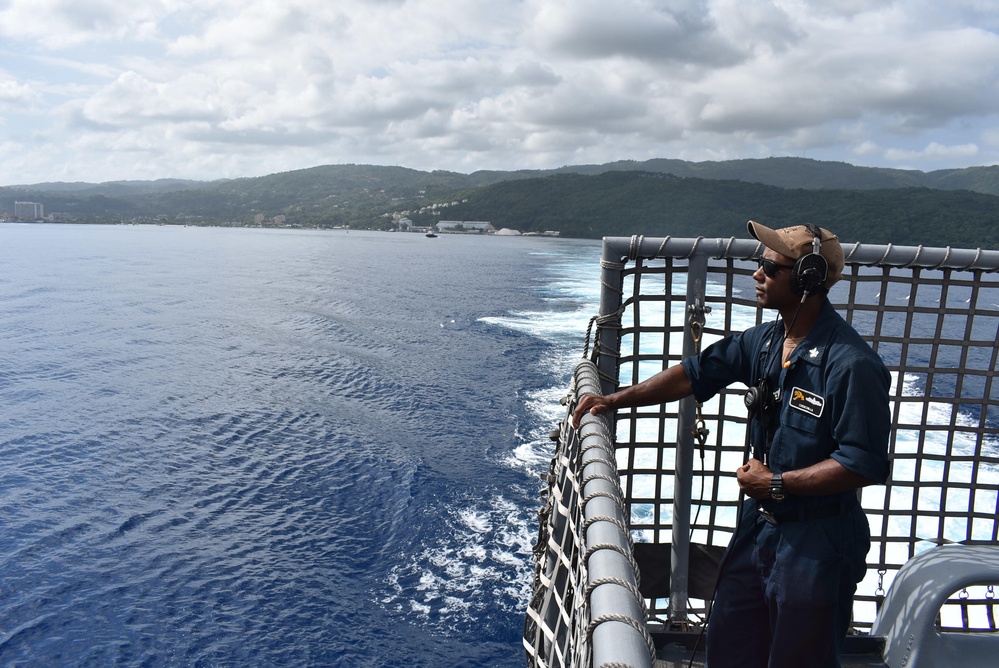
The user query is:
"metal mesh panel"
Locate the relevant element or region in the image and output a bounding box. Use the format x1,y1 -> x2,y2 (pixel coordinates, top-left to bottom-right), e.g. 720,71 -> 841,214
852,265 -> 999,629
614,256 -> 765,622
596,237 -> 999,631
524,419 -> 586,668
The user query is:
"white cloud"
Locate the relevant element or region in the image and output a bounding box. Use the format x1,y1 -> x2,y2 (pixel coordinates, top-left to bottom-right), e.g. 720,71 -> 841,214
0,76 -> 39,105
884,142 -> 980,163
1,0 -> 998,183
0,0 -> 173,46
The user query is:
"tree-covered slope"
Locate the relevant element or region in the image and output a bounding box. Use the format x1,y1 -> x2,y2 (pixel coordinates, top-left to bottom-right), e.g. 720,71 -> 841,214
432,171 -> 999,247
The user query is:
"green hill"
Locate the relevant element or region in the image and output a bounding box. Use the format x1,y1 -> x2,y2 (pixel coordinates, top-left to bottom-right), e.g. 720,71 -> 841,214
429,171 -> 999,247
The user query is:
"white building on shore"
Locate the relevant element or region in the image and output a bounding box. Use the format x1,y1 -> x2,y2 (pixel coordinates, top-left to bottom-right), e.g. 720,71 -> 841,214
14,201 -> 44,221
437,221 -> 495,234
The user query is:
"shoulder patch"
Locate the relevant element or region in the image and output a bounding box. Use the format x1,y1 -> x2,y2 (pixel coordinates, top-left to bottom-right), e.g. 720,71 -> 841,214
789,387 -> 824,418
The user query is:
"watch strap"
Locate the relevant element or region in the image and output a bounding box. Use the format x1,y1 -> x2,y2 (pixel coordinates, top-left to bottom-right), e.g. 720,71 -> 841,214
769,472 -> 785,501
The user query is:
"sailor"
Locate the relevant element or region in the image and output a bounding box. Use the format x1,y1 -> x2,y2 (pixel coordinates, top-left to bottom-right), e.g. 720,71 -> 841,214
573,221 -> 891,667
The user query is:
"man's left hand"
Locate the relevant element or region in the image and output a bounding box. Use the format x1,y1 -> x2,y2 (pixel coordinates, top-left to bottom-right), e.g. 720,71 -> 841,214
737,458 -> 772,499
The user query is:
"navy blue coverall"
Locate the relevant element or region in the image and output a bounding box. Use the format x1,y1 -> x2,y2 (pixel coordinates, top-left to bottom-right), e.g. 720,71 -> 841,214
682,299 -> 891,668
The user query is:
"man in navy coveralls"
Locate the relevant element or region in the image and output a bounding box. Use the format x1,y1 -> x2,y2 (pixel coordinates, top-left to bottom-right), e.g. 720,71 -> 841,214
574,221 -> 891,667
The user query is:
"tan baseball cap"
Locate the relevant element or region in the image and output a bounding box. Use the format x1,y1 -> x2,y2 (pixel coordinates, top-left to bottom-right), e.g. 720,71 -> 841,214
747,220 -> 844,289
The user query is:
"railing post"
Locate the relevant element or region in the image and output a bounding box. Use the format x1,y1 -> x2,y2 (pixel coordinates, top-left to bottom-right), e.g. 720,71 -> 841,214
595,241 -> 627,397
669,253 -> 708,623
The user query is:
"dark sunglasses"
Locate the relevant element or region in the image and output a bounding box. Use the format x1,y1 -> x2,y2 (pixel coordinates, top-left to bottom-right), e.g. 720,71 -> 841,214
758,258 -> 795,278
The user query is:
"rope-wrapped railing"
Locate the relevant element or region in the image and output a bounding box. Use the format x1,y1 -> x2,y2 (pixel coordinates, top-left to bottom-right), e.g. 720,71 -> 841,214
524,359 -> 654,668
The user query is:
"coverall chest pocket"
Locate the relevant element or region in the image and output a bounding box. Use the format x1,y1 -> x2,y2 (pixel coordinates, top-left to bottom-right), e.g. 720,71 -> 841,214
775,405 -> 830,470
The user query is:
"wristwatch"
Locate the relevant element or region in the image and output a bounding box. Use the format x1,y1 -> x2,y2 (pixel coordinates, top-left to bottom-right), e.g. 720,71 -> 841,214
769,472 -> 786,502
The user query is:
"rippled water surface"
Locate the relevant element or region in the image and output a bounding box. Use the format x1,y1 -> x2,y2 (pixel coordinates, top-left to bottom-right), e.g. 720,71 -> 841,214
0,225 -> 601,667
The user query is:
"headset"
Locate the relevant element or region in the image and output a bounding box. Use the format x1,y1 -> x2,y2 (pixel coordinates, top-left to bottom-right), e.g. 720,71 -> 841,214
790,223 -> 828,297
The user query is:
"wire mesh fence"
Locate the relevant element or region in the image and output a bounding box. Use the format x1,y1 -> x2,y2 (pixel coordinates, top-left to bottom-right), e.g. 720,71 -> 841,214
601,236 -> 999,630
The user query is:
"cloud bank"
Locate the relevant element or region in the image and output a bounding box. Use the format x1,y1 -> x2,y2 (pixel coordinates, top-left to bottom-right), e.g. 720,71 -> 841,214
1,0 -> 998,183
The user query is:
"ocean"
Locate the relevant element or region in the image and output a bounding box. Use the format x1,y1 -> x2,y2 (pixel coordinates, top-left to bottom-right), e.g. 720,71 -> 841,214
0,225 -> 602,667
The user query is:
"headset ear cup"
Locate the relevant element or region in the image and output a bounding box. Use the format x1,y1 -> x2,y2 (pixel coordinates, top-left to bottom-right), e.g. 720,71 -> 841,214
792,253 -> 828,294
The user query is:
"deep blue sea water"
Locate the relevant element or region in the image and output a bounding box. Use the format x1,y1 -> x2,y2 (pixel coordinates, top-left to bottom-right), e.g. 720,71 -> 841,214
0,225 -> 601,667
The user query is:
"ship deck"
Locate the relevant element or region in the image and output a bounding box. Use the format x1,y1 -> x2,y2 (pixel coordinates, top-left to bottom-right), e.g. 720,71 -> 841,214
652,631 -> 888,667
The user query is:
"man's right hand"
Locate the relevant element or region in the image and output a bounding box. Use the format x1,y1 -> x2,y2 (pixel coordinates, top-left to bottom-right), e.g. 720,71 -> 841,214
572,393 -> 614,428
569,365 -> 692,429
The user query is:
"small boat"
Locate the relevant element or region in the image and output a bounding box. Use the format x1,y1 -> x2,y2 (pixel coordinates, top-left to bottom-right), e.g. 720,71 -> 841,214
426,232 -> 438,238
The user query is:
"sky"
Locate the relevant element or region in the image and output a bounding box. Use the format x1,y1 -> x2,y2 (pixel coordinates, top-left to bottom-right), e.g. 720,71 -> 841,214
2,0 -> 999,185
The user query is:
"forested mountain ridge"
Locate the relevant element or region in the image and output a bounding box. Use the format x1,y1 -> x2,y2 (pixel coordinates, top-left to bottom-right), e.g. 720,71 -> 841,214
9,157 -> 999,198
3,158 -> 999,247
546,158 -> 999,194
432,171 -> 999,247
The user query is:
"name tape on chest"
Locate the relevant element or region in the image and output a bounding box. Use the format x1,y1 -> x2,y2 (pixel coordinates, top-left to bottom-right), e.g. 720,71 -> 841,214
789,387 -> 824,418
